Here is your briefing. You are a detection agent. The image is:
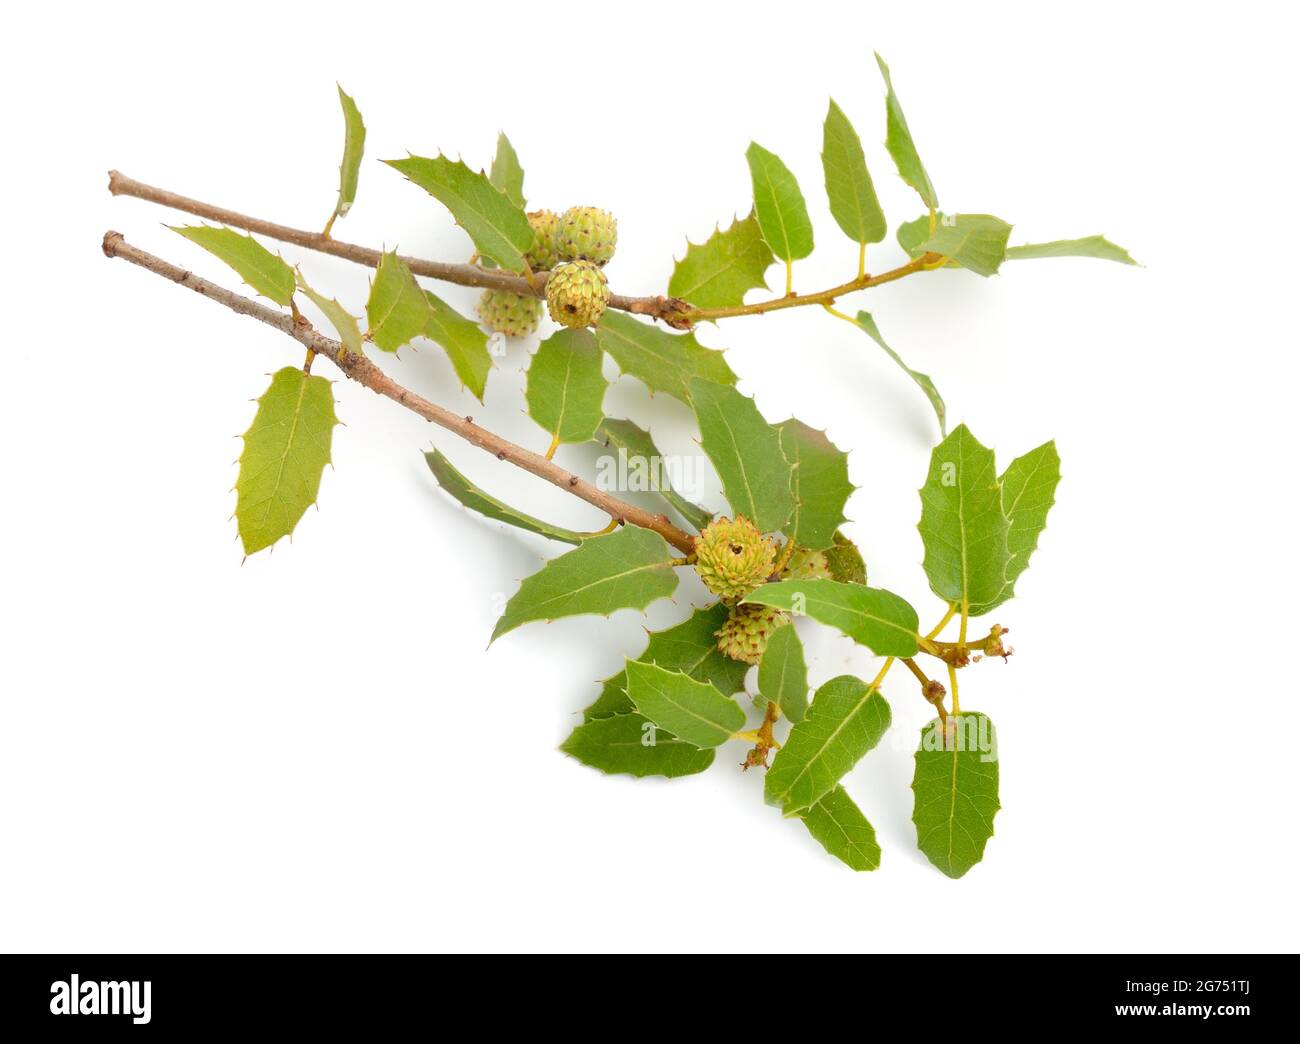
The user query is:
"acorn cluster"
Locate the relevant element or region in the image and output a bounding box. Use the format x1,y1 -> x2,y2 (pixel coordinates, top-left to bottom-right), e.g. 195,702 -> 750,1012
476,205 -> 618,335
693,517 -> 865,664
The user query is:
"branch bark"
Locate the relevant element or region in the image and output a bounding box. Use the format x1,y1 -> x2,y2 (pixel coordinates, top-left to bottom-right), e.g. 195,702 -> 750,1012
101,231 -> 697,554
107,171 -> 935,330
107,171 -> 693,326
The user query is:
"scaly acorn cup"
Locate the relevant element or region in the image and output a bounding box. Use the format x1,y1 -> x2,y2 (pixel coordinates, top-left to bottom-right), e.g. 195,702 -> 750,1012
526,209 -> 560,270
556,206 -> 618,265
784,547 -> 833,580
715,602 -> 789,665
477,289 -> 543,337
545,260 -> 610,328
693,516 -> 777,601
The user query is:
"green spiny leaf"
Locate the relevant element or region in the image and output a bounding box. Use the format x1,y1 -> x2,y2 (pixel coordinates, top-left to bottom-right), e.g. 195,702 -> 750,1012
971,441 -> 1061,615
596,311 -> 736,404
923,215 -> 1013,277
875,52 -> 938,211
596,418 -> 713,531
384,153 -> 534,270
744,579 -> 919,657
799,785 -> 881,871
745,142 -> 814,262
525,328 -> 608,447
668,212 -> 774,310
897,213 -> 952,264
689,379 -> 794,534
489,131 -> 525,209
852,311 -> 946,436
235,366 -> 337,556
584,604 -> 748,721
918,424 -> 1009,610
825,530 -> 867,585
765,674 -> 891,813
757,623 -> 808,723
1006,235 -> 1137,265
905,214 -> 1013,277
424,291 -> 492,401
295,272 -> 364,358
170,225 -> 294,306
822,99 -> 886,248
424,450 -> 586,545
330,85 -> 366,227
913,713 -> 1000,878
775,420 -> 852,551
491,527 -> 679,641
561,712 -> 714,778
624,661 -> 745,749
366,252 -> 431,352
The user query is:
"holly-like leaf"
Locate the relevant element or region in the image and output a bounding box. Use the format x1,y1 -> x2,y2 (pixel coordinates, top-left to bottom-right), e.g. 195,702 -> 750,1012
906,214 -> 1013,277
366,252 -> 431,352
799,785 -> 881,871
822,99 -> 886,248
775,420 -> 852,551
765,674 -> 891,813
825,530 -> 867,585
668,212 -> 774,310
584,604 -> 748,721
1006,235 -> 1137,265
875,52 -> 938,211
235,367 -> 337,556
918,425 -> 1009,611
744,579 -> 919,657
384,154 -> 534,271
852,311 -> 946,436
746,142 -> 814,262
491,527 -> 679,641
295,272 -> 364,358
525,328 -> 607,448
170,225 -> 294,306
757,624 -> 808,723
489,131 -> 525,209
896,213 -> 950,263
561,712 -> 714,779
913,713 -> 1000,878
424,291 -> 492,401
972,441 -> 1061,614
689,379 -> 794,534
424,450 -> 586,545
597,311 -> 737,404
596,418 -> 713,531
624,661 -> 745,749
330,85 -> 366,227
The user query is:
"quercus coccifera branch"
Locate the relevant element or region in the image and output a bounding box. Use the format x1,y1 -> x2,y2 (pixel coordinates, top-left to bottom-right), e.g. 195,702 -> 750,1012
101,231 -> 697,554
108,171 -> 692,326
98,41 -> 1093,877
107,171 -> 941,329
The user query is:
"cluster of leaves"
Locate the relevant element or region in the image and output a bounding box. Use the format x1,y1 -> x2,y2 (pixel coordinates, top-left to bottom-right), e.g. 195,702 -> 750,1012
554,423 -> 1057,876
148,56 -> 1129,877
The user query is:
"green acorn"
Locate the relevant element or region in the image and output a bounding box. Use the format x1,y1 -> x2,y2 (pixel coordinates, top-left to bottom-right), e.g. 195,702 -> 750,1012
556,206 -> 618,266
783,547 -> 833,581
715,603 -> 789,665
477,289 -> 543,337
824,531 -> 867,585
693,516 -> 776,601
526,209 -> 561,270
545,261 -> 610,328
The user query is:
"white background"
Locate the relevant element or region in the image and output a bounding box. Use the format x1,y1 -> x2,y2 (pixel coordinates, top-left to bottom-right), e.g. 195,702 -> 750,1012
4,1 -> 1297,954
